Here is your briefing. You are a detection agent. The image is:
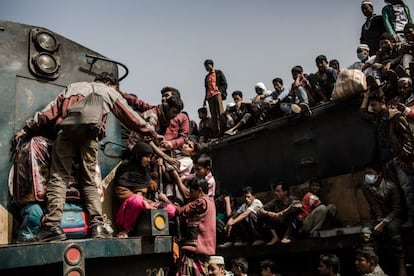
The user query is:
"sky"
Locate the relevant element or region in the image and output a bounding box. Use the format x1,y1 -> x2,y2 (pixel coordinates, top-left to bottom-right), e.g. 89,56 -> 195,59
2,0 -> 413,121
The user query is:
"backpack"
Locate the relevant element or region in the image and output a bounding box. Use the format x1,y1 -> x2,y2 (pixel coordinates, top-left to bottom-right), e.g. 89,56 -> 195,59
61,203 -> 89,238
60,85 -> 104,138
16,203 -> 89,241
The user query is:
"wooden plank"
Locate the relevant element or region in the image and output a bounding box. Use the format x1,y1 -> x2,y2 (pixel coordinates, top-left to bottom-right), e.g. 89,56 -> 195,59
0,205 -> 12,245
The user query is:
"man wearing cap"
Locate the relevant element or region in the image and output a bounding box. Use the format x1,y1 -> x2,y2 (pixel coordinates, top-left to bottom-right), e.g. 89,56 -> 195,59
360,0 -> 386,56
208,256 -> 233,276
348,44 -> 374,72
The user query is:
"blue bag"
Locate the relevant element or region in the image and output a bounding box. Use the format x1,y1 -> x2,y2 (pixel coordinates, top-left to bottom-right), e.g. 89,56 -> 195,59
61,203 -> 88,238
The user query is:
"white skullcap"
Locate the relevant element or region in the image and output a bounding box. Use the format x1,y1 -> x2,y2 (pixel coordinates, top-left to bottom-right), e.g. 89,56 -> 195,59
255,82 -> 266,91
357,44 -> 370,52
209,256 -> 225,265
398,77 -> 412,85
361,0 -> 373,7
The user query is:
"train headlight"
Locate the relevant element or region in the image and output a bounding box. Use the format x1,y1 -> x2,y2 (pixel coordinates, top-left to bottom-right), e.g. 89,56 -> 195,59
34,31 -> 59,52
29,28 -> 60,79
32,52 -> 60,75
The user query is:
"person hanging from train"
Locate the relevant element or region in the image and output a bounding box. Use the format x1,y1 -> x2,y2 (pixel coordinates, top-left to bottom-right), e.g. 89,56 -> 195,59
118,86 -> 188,154
158,177 -> 216,275
360,88 -> 414,229
178,154 -> 217,200
161,137 -> 200,206
13,72 -> 163,241
360,163 -> 407,276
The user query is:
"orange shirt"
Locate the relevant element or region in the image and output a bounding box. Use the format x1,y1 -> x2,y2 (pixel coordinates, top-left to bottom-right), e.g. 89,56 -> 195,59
206,70 -> 221,99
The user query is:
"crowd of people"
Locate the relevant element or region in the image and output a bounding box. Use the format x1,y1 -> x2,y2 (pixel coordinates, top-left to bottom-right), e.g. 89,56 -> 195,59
207,250 -> 386,275
10,0 -> 414,275
194,2 -> 414,142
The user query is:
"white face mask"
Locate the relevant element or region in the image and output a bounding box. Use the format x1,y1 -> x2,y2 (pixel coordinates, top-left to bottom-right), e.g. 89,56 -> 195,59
365,174 -> 378,184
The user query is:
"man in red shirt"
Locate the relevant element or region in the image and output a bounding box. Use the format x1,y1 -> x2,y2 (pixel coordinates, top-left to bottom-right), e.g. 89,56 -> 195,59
297,177 -> 336,237
159,87 -> 190,151
119,86 -> 189,152
204,59 -> 227,137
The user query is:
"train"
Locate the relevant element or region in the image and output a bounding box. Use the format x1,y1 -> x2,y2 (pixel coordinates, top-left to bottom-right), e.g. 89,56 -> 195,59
1,19 -> 414,276
0,19 -> 172,276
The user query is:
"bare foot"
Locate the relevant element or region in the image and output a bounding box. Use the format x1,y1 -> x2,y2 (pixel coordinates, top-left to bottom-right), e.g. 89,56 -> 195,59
266,238 -> 279,245
281,238 -> 291,244
224,129 -> 238,136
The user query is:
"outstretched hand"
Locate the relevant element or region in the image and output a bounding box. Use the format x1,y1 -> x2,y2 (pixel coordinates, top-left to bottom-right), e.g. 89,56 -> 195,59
13,129 -> 27,146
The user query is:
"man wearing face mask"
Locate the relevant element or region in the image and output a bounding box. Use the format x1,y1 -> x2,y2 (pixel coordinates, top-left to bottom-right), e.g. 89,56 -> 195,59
361,163 -> 408,276
348,44 -> 377,75
361,90 -> 414,229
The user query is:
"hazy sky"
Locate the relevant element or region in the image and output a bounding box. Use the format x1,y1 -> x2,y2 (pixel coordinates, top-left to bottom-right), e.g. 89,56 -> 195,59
2,0 -> 413,121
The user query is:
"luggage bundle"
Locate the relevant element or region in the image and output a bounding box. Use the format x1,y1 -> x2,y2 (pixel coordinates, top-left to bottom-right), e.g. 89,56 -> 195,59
331,69 -> 367,101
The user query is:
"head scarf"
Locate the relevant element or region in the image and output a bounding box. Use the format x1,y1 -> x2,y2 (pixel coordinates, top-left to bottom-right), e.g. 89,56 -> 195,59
114,142 -> 153,191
